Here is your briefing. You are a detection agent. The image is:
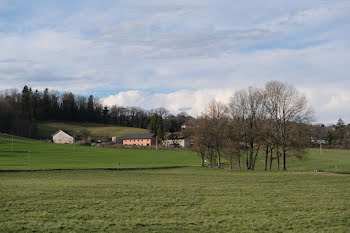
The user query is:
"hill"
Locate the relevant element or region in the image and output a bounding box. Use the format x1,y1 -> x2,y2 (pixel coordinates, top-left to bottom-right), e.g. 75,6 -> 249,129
36,121 -> 149,140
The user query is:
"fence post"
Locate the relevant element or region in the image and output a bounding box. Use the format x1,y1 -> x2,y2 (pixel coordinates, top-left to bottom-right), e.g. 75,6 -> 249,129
118,151 -> 120,168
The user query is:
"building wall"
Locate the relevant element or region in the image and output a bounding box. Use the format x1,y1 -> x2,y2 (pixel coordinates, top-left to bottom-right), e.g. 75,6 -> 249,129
123,138 -> 154,146
53,131 -> 74,144
164,139 -> 190,148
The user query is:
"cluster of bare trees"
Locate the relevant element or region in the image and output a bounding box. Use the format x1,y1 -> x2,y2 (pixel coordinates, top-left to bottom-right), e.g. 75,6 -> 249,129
189,81 -> 314,171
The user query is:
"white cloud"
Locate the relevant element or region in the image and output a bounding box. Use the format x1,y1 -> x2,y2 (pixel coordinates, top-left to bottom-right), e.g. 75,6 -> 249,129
0,0 -> 349,123
300,87 -> 350,124
102,88 -> 234,116
102,85 -> 350,124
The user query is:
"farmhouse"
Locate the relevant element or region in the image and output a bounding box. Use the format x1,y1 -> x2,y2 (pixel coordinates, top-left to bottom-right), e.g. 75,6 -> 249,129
122,133 -> 156,147
163,133 -> 190,148
52,130 -> 76,144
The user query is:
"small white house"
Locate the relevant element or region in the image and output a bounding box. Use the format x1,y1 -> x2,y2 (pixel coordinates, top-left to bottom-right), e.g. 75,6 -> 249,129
52,130 -> 75,144
163,138 -> 190,148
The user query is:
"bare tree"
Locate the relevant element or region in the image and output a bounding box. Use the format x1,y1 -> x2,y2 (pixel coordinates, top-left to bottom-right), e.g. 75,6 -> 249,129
263,81 -> 314,170
151,107 -> 169,119
229,88 -> 265,170
203,100 -> 228,168
188,116 -> 216,167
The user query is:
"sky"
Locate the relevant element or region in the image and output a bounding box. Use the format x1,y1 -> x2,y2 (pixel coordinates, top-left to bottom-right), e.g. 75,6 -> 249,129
0,0 -> 349,124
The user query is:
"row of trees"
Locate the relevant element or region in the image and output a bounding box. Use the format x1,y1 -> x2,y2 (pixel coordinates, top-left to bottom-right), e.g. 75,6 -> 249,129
311,118 -> 350,148
0,86 -> 192,138
189,81 -> 314,171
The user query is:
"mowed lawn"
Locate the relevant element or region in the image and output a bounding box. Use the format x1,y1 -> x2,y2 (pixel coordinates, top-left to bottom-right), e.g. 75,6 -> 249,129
37,121 -> 149,139
0,168 -> 349,233
0,134 -> 199,169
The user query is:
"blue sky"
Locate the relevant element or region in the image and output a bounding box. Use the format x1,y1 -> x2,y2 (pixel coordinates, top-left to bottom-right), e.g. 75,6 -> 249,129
0,0 -> 350,123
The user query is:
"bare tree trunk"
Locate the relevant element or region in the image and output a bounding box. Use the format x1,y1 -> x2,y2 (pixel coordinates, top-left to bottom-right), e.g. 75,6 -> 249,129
264,146 -> 269,171
201,153 -> 205,167
237,152 -> 241,169
230,152 -> 233,170
277,151 -> 280,171
217,150 -> 221,168
269,148 -> 273,171
252,146 -> 260,170
282,149 -> 287,171
246,148 -> 249,169
249,142 -> 254,170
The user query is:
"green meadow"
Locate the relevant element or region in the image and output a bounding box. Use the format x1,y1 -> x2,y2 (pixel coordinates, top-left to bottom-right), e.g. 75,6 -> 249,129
0,134 -> 350,232
0,168 -> 349,233
36,121 -> 149,139
1,133 -> 350,172
0,134 -> 197,169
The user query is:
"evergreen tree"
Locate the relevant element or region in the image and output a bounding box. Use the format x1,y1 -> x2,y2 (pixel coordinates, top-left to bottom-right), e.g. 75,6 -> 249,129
21,85 -> 32,120
87,95 -> 95,121
149,113 -> 165,139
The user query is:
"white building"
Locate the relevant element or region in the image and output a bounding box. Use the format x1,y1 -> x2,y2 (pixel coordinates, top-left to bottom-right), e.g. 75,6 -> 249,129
52,130 -> 75,144
163,138 -> 190,148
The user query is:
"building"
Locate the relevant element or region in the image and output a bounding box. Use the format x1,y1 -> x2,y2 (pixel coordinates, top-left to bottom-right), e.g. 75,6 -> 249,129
122,133 -> 156,147
163,132 -> 190,148
52,130 -> 76,144
163,138 -> 190,148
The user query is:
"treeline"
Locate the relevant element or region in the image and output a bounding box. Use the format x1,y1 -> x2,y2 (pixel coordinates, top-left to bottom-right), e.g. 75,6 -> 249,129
311,118 -> 350,148
0,86 -> 192,138
188,81 -> 314,171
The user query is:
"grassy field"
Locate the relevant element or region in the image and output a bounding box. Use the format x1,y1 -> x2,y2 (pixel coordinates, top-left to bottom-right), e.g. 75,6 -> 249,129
37,121 -> 149,139
0,168 -> 349,232
247,148 -> 350,173
0,134 -> 199,169
1,133 -> 350,172
0,134 -> 349,232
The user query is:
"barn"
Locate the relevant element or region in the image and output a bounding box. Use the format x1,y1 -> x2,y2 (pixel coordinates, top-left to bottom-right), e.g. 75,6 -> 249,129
52,130 -> 76,144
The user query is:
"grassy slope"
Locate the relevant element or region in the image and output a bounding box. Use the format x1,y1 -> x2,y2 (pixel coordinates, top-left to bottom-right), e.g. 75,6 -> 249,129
37,121 -> 149,139
0,134 -> 199,169
0,168 -> 349,233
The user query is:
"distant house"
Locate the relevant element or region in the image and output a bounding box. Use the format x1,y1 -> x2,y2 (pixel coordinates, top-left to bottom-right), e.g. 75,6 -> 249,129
122,133 -> 156,147
163,132 -> 190,148
52,130 -> 76,144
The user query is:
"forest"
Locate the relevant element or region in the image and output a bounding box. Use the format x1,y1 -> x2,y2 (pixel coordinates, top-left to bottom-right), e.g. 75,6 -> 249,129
0,86 -> 191,138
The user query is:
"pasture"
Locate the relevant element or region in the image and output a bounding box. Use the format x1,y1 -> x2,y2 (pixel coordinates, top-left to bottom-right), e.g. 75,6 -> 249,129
0,134 -> 349,232
0,134 -> 198,169
36,121 -> 149,139
1,133 -> 350,172
0,168 -> 349,232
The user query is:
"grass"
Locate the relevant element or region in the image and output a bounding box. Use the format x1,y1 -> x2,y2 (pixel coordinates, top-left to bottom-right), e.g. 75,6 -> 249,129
0,167 -> 349,232
36,121 -> 149,139
1,133 -> 350,172
248,148 -> 350,173
0,134 -> 349,232
0,134 -> 199,169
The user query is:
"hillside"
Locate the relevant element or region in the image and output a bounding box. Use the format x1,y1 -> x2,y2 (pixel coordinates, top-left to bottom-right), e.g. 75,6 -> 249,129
37,122 -> 149,140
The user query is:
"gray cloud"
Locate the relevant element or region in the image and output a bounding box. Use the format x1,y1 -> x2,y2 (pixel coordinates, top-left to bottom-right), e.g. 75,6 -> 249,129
0,0 -> 349,123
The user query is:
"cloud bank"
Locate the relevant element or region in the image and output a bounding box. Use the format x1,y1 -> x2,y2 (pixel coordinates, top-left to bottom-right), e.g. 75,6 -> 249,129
0,0 -> 349,123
